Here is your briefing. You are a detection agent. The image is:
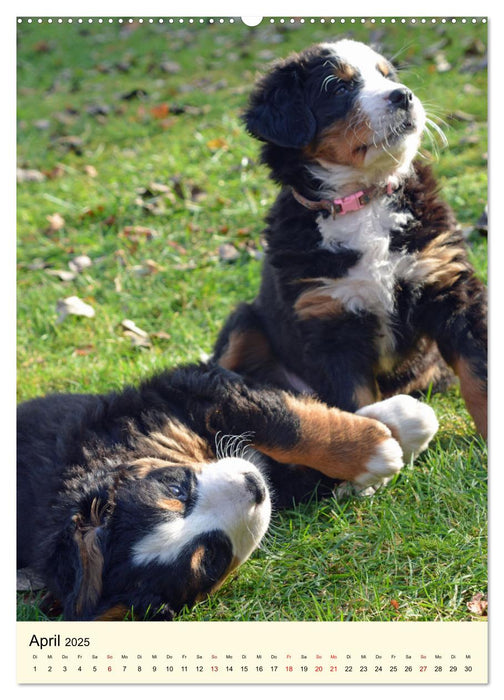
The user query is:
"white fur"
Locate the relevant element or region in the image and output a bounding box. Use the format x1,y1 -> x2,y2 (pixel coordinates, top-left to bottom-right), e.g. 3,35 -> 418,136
357,394 -> 439,462
335,395 -> 438,499
132,457 -> 271,567
353,435 -> 404,488
315,202 -> 416,363
318,39 -> 426,190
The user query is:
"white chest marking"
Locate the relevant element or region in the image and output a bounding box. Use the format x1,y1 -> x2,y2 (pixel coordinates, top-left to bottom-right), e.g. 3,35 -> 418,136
316,201 -> 415,361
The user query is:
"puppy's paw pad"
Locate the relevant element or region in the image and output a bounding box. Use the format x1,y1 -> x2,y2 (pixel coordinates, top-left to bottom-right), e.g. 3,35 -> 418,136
357,395 -> 438,462
353,436 -> 403,488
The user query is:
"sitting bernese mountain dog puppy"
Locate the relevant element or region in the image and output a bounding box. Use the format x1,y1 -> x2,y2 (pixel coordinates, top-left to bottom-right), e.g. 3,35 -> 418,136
17,361 -> 437,620
214,39 -> 487,438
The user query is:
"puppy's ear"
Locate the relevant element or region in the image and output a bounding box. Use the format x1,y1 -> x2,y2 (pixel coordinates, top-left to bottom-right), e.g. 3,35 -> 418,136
63,498 -> 108,620
244,62 -> 316,148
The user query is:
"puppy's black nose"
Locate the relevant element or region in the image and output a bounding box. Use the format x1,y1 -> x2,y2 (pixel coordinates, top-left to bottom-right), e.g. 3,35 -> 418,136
388,87 -> 413,110
244,472 -> 267,505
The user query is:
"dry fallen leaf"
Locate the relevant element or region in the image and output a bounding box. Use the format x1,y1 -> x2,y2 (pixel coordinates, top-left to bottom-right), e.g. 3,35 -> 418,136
17,168 -> 46,183
46,212 -> 65,232
56,296 -> 95,323
206,137 -> 229,151
131,259 -> 163,277
467,592 -> 488,616
84,164 -> 98,177
121,319 -> 151,348
17,567 -> 46,592
68,254 -> 92,273
47,269 -> 77,282
121,319 -> 149,337
73,344 -> 95,356
219,243 -> 240,262
119,225 -> 159,241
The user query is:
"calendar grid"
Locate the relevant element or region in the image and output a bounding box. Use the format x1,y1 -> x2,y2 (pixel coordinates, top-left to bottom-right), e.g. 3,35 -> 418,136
17,620 -> 487,684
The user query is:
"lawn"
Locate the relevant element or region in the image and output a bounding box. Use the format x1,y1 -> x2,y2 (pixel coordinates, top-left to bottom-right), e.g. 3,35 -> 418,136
16,16 -> 487,622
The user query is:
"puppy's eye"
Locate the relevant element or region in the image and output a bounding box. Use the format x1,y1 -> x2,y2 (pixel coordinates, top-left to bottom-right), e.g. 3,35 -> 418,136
335,81 -> 354,95
166,484 -> 187,501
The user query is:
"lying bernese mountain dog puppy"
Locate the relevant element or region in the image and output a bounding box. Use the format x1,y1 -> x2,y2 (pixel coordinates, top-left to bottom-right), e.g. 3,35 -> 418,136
17,361 -> 437,620
214,39 -> 487,438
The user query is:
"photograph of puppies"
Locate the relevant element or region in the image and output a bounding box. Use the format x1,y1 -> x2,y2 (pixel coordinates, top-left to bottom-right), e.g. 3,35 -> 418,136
17,17 -> 487,622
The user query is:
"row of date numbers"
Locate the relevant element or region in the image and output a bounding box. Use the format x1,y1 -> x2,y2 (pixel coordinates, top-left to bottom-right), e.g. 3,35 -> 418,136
32,664 -> 474,674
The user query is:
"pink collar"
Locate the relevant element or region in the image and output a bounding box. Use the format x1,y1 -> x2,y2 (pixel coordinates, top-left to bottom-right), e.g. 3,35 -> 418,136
292,181 -> 395,218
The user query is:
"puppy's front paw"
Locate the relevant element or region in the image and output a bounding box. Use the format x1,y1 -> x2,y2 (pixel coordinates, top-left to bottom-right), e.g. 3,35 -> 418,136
353,435 -> 404,488
357,395 -> 438,462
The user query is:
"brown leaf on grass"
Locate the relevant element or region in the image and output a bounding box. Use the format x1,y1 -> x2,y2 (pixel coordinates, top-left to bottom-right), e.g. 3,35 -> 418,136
47,269 -> 77,282
137,181 -> 174,197
434,52 -> 452,73
166,240 -> 188,255
68,254 -> 93,273
52,135 -> 84,155
135,181 -> 177,214
84,164 -> 98,177
121,88 -> 148,100
121,319 -> 149,337
17,567 -> 45,592
56,296 -> 95,323
390,599 -> 400,611
447,110 -> 475,123
79,205 -> 105,220
150,103 -> 171,119
131,259 -> 163,277
467,592 -> 488,616
17,168 -> 46,183
170,176 -> 207,202
121,319 -> 151,348
73,344 -> 95,356
219,243 -> 240,262
43,164 -> 66,180
46,213 -> 65,232
26,259 -> 49,271
46,254 -> 92,281
206,137 -> 229,151
150,330 -> 171,341
119,225 -> 159,242
159,60 -> 181,74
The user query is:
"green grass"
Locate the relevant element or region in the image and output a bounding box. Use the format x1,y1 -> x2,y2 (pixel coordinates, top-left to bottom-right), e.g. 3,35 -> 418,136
17,17 -> 487,622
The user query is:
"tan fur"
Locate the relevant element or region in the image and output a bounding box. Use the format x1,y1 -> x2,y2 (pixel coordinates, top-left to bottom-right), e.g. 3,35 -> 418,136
72,501 -> 105,616
253,394 -> 391,482
376,59 -> 391,77
157,498 -> 185,513
412,232 -> 471,289
304,113 -> 372,167
218,328 -> 273,372
353,382 -> 380,408
334,62 -> 356,81
137,419 -> 213,466
190,545 -> 206,573
453,357 -> 487,439
95,604 -> 131,621
294,284 -> 344,320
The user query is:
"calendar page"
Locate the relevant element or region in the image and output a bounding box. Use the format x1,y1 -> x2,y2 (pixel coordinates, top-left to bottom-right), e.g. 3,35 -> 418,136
16,11 -> 488,687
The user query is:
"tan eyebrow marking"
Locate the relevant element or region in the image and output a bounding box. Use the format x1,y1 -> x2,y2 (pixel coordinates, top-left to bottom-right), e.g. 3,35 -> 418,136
377,60 -> 391,77
334,62 -> 356,81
